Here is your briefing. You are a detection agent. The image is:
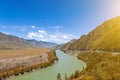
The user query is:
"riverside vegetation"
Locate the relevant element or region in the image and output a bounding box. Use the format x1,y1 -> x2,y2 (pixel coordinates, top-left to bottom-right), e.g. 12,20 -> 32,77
60,16 -> 120,80
64,51 -> 120,80
0,49 -> 58,80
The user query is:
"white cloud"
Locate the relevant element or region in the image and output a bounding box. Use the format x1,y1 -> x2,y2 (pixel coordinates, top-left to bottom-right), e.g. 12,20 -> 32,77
38,30 -> 48,35
63,35 -> 68,39
1,25 -> 76,43
49,31 -> 77,43
27,30 -> 78,43
38,34 -> 44,38
27,30 -> 48,39
31,26 -> 36,28
51,31 -> 77,43
28,32 -> 37,38
50,35 -> 57,38
28,32 -> 45,38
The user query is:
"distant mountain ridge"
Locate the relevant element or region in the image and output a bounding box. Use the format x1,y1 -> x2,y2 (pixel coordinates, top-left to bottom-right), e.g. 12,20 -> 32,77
0,32 -> 58,49
0,32 -> 33,49
62,16 -> 120,52
27,39 -> 58,48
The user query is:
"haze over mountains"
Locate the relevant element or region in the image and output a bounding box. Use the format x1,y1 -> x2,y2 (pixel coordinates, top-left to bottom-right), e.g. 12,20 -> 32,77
62,16 -> 120,52
0,32 -> 58,49
27,39 -> 58,48
1,16 -> 120,50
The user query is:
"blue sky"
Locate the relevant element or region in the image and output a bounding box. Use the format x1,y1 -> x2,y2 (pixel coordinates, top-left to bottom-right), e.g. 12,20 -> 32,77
0,0 -> 120,43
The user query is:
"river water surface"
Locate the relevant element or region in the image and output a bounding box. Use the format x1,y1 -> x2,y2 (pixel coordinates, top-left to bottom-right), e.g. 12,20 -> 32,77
10,50 -> 86,80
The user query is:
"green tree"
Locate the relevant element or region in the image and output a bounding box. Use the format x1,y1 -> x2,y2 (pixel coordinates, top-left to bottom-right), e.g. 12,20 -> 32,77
65,74 -> 67,80
57,73 -> 62,80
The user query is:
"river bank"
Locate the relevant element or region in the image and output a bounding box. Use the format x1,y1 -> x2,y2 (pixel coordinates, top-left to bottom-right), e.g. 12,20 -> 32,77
65,51 -> 120,80
0,49 -> 58,80
9,50 -> 86,80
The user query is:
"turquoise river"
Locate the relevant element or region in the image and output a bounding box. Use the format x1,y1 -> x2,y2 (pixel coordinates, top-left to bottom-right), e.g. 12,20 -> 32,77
10,50 -> 86,80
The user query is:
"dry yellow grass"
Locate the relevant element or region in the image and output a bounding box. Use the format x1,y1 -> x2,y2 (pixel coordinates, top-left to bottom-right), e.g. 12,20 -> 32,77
0,48 -> 50,60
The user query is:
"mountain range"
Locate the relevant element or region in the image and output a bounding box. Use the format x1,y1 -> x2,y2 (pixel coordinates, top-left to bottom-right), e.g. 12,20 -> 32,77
61,16 -> 120,52
27,39 -> 58,48
0,32 -> 58,49
0,32 -> 33,49
1,16 -> 120,50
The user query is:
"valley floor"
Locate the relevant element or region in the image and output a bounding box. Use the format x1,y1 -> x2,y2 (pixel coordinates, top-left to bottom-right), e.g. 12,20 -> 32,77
0,48 -> 58,80
0,48 -> 50,60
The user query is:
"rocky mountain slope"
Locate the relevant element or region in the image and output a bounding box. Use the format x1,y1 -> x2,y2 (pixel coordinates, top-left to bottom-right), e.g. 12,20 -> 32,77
62,16 -> 120,52
0,32 -> 59,49
0,32 -> 33,49
27,39 -> 58,48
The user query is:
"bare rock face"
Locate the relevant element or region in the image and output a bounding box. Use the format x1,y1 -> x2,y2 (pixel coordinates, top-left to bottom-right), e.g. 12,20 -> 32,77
0,54 -> 48,71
